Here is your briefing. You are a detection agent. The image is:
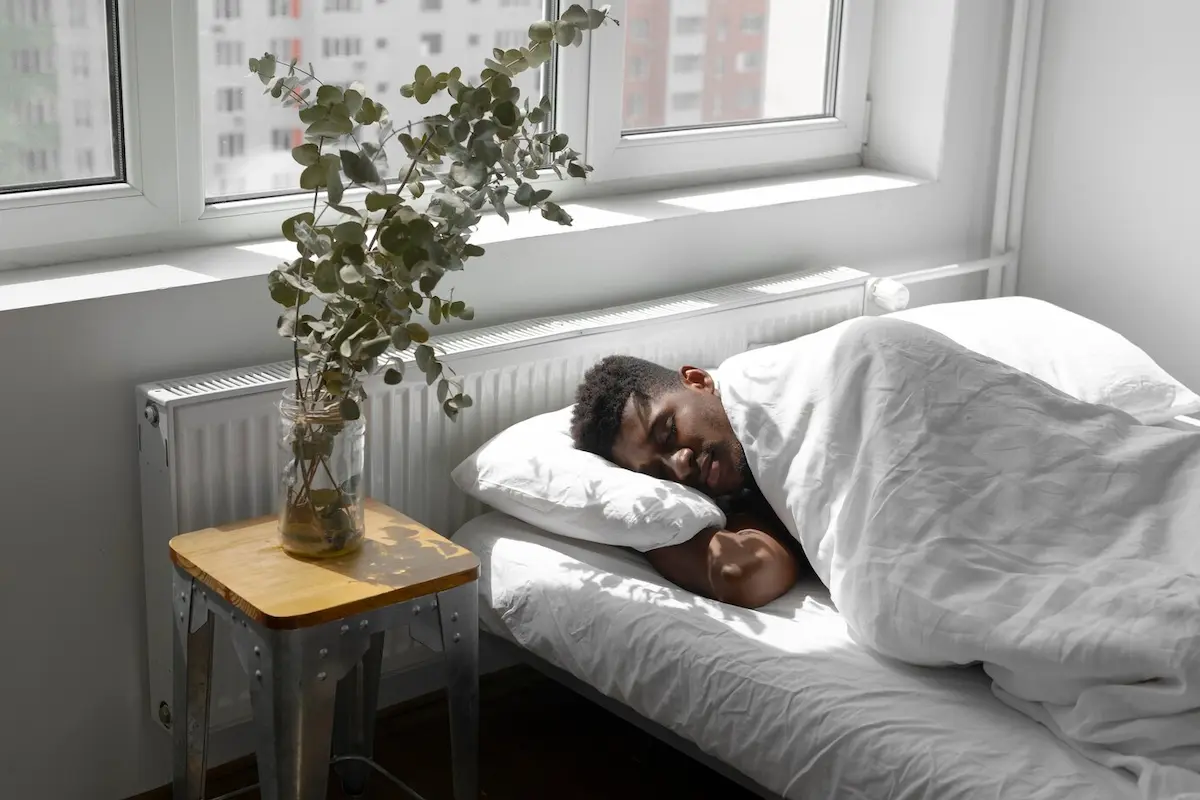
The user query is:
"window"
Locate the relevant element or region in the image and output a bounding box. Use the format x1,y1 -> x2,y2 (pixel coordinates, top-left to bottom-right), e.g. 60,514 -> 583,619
71,50 -> 89,77
217,132 -> 245,158
4,0 -> 874,259
322,37 -> 362,58
736,51 -> 762,72
68,0 -> 86,27
23,149 -> 58,175
741,13 -> 765,34
12,48 -> 52,74
216,87 -> 244,112
0,0 -> 120,194
17,96 -> 55,125
620,1 -> 833,132
419,32 -> 442,56
216,40 -> 244,66
74,99 -> 92,128
587,0 -> 870,182
494,30 -> 524,49
3,0 -> 51,23
269,38 -> 302,62
270,129 -> 294,150
214,0 -> 241,19
671,92 -> 701,112
625,93 -> 645,119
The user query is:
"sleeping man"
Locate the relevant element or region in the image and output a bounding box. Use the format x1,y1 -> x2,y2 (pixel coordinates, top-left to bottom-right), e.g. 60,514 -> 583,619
569,317 -> 1200,791
570,354 -> 804,610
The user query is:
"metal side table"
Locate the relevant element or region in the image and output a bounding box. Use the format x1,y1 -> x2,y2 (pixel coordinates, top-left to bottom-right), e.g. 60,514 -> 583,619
169,499 -> 480,800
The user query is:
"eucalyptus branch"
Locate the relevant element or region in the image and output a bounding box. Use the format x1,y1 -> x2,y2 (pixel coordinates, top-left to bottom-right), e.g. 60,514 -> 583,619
256,1 -> 612,433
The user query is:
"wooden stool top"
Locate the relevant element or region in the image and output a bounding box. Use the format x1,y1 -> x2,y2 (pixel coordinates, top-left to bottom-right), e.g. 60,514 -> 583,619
169,499 -> 479,630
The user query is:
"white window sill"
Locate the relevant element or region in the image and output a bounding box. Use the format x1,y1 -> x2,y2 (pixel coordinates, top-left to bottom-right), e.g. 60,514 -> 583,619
0,168 -> 921,313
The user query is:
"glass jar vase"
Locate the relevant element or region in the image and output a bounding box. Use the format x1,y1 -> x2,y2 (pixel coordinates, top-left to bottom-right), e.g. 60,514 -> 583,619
278,390 -> 366,557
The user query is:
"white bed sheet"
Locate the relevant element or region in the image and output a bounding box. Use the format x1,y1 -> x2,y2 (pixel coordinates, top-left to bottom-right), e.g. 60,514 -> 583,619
455,511 -> 1141,800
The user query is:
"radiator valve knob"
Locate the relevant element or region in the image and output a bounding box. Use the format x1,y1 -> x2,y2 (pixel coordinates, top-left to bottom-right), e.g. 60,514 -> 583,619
144,402 -> 160,427
868,278 -> 911,313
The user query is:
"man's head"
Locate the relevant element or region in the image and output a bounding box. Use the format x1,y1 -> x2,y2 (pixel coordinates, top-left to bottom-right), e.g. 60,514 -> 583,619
570,355 -> 748,498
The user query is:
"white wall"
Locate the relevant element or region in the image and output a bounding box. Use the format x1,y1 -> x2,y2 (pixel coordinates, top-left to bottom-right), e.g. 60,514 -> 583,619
1019,0 -> 1200,391
0,2 -> 1010,798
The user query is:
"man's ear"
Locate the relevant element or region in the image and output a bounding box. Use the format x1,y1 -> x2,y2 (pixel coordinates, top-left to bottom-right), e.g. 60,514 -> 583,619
680,366 -> 715,393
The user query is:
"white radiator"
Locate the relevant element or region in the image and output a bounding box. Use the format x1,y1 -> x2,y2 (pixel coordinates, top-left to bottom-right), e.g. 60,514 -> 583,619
138,266 -> 871,733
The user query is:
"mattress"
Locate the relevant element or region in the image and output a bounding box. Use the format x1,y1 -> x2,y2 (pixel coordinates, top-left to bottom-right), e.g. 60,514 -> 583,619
455,512 -> 1141,800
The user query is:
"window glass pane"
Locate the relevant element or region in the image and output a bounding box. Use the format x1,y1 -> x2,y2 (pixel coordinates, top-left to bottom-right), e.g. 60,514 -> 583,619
200,0 -> 554,201
622,0 -> 835,133
0,0 -> 123,193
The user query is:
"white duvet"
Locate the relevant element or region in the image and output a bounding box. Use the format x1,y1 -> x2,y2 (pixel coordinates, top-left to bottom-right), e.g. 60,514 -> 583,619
717,317 -> 1200,798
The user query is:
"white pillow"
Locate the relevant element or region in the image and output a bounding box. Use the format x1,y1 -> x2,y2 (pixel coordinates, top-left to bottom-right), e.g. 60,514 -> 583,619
888,296 -> 1200,424
451,407 -> 725,551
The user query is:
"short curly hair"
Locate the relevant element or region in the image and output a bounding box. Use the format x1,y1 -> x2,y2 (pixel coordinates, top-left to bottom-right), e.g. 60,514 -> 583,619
570,355 -> 681,460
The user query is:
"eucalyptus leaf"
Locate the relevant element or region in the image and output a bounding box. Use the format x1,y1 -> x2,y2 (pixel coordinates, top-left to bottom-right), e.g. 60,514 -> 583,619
406,323 -> 430,343
425,361 -> 443,385
292,143 -> 320,166
390,327 -> 411,349
415,344 -> 434,370
282,212 -> 316,242
529,20 -> 554,42
514,182 -> 535,207
326,160 -> 344,205
333,222 -> 365,244
365,191 -> 400,212
340,149 -> 380,185
339,397 -> 361,421
560,4 -> 589,26
299,164 -> 326,190
384,367 -> 404,385
555,22 -> 577,46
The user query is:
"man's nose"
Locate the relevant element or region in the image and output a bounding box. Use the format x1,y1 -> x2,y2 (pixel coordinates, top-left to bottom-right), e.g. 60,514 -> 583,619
664,448 -> 695,483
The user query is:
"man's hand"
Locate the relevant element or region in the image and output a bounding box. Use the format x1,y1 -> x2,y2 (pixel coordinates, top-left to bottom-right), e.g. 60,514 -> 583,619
645,515 -> 799,609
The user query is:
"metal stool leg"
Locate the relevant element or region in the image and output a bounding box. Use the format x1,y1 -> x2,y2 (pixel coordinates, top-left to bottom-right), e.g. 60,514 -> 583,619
244,628 -> 340,800
437,582 -> 479,800
333,630 -> 385,797
172,570 -> 215,800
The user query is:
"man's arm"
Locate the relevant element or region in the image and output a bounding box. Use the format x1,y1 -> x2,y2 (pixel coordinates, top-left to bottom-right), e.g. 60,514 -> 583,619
644,512 -> 798,609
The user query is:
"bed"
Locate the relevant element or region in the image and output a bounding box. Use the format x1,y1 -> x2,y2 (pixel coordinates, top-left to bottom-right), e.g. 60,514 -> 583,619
454,510 -> 1146,800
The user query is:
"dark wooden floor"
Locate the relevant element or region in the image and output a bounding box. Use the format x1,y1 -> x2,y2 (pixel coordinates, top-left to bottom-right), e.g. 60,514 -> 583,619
145,666 -> 760,800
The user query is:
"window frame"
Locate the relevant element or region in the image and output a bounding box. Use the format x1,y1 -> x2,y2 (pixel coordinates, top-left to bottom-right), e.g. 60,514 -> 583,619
0,0 -> 181,257
0,0 -> 874,268
583,0 -> 874,184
